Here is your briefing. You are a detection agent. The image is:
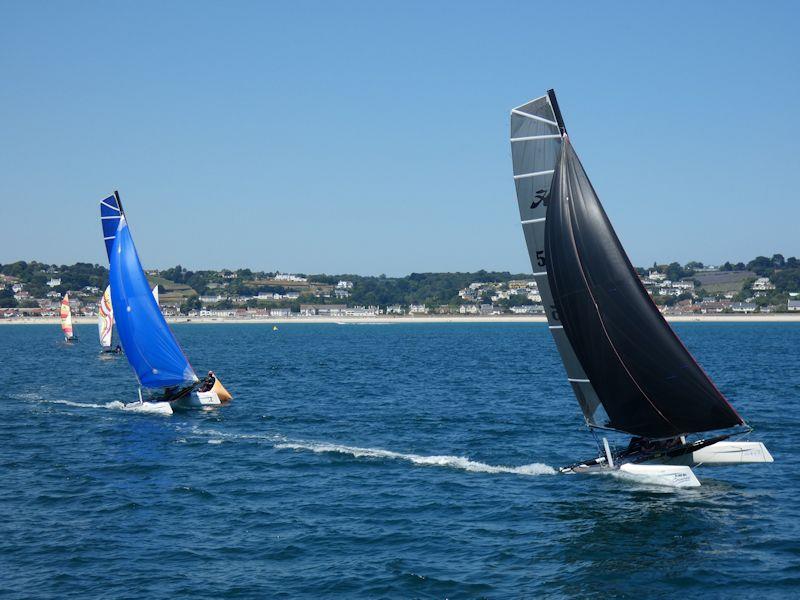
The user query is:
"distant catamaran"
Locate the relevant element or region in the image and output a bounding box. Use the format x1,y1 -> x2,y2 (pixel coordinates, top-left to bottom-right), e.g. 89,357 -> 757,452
60,293 -> 76,343
510,90 -> 773,487
99,191 -> 232,414
97,283 -> 158,354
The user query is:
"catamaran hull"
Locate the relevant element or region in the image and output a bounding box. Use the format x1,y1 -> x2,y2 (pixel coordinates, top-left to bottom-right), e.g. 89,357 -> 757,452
562,460 -> 701,488
121,401 -> 173,416
660,441 -> 773,466
562,440 -> 773,487
170,378 -> 233,410
171,390 -> 223,410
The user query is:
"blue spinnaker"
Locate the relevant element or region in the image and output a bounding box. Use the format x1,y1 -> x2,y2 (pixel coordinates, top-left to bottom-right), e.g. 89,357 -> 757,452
109,218 -> 197,388
100,193 -> 124,260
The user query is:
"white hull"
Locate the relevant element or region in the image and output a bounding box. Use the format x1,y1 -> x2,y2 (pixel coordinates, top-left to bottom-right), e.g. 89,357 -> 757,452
122,401 -> 173,416
170,389 -> 223,410
565,460 -> 701,488
660,441 -> 773,466
563,439 -> 772,488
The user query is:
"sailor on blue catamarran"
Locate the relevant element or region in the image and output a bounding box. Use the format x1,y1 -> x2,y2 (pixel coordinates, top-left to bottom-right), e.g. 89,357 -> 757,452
99,191 -> 232,415
510,90 -> 772,487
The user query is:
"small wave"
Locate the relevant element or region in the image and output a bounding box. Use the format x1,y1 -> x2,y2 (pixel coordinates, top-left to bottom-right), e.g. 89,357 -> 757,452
275,441 -> 555,476
187,426 -> 284,443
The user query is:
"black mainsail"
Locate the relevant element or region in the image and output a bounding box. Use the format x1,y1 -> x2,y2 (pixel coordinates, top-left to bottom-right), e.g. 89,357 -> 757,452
511,90 -> 744,439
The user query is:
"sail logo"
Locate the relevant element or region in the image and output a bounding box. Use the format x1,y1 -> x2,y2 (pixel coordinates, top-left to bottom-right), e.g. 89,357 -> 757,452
530,188 -> 548,210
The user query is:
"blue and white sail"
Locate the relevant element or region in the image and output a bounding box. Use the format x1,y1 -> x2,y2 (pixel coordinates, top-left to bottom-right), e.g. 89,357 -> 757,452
102,195 -> 197,389
101,192 -> 125,260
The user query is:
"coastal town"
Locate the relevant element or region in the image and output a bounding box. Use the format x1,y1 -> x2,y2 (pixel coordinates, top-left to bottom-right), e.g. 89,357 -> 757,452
2,255 -> 799,321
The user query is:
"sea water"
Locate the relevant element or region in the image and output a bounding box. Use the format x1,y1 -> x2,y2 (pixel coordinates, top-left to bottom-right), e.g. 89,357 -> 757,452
1,322 -> 798,598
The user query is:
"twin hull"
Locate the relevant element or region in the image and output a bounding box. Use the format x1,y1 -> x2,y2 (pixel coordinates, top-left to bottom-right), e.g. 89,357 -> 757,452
566,441 -> 774,488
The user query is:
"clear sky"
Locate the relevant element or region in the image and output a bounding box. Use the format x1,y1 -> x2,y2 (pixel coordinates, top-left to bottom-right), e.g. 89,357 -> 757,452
1,1 -> 797,275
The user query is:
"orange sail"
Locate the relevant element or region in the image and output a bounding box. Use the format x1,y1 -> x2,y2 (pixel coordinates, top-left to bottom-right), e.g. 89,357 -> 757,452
60,293 -> 74,339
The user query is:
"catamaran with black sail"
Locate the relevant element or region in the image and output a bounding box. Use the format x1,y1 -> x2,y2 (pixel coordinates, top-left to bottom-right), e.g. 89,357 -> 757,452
99,191 -> 232,414
510,90 -> 772,487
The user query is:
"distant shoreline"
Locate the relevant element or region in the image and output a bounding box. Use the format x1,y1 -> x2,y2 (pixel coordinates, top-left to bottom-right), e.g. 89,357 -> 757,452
3,314 -> 800,325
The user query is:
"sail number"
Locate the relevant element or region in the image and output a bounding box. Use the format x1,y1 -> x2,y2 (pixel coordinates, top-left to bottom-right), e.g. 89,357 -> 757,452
535,250 -> 546,267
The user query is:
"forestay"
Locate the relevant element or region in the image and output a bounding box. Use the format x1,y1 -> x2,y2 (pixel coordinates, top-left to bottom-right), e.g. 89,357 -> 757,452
510,91 -> 607,428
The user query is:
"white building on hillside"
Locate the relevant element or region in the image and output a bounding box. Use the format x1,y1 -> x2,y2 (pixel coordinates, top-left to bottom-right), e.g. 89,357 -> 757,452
752,277 -> 775,291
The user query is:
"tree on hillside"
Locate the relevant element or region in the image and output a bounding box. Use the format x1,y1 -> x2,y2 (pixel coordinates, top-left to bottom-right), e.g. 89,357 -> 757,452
747,256 -> 773,275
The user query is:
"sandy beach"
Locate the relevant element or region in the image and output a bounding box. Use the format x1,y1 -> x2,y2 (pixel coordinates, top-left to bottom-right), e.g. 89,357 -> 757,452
4,314 -> 800,326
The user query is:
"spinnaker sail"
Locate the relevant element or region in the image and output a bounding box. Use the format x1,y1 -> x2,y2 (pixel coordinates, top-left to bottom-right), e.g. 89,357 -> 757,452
102,195 -> 197,389
98,285 -> 113,348
511,90 -> 744,439
60,293 -> 74,340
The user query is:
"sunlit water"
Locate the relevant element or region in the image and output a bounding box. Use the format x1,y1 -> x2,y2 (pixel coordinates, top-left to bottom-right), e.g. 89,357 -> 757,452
1,323 -> 798,598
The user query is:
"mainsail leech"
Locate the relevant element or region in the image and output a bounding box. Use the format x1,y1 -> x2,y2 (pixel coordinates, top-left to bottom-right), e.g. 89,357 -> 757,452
511,90 -> 744,438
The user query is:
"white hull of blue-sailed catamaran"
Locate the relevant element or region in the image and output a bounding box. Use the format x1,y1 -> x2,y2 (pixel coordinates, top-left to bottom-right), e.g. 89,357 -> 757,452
119,388 -> 227,415
121,401 -> 174,416
171,389 -> 224,410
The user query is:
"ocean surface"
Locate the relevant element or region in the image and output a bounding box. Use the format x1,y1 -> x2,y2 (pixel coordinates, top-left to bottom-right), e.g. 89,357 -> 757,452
1,322 -> 798,598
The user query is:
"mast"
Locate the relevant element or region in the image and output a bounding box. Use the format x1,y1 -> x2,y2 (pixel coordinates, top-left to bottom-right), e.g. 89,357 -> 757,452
546,89 -> 567,136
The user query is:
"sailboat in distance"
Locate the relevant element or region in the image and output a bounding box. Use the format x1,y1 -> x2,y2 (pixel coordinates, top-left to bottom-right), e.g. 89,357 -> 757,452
98,283 -> 158,355
97,285 -> 117,354
510,90 -> 772,487
60,293 -> 76,343
100,191 -> 232,414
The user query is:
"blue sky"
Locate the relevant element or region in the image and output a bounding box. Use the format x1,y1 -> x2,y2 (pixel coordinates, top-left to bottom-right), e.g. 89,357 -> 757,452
1,1 -> 797,275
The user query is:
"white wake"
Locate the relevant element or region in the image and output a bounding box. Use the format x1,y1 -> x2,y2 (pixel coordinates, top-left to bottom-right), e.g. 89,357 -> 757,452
275,441 -> 555,476
14,394 -> 172,416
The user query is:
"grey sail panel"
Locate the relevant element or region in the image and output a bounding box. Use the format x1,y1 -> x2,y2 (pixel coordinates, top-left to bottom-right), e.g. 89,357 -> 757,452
511,94 -> 605,427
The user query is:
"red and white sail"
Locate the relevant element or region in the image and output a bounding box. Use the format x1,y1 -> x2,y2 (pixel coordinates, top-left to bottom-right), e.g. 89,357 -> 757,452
98,285 -> 113,348
60,293 -> 74,339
